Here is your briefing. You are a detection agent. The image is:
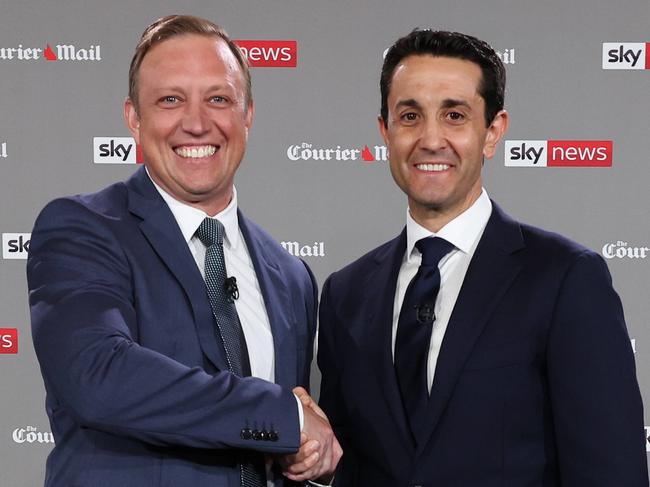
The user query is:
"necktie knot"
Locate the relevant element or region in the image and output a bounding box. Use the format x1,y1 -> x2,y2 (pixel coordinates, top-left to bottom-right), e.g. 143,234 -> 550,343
415,237 -> 454,267
196,217 -> 224,248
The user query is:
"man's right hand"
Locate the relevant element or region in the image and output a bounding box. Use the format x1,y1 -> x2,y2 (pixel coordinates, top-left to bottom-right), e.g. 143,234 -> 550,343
278,387 -> 342,483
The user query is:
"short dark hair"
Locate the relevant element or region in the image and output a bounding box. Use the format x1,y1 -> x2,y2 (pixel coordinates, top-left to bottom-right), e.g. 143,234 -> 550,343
128,15 -> 251,112
380,29 -> 505,127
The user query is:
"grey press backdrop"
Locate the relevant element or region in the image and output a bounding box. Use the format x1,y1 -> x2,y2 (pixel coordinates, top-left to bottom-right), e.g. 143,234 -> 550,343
1,0 -> 649,484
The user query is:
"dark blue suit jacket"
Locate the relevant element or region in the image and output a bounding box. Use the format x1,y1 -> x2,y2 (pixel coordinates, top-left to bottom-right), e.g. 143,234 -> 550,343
318,203 -> 648,486
27,167 -> 317,487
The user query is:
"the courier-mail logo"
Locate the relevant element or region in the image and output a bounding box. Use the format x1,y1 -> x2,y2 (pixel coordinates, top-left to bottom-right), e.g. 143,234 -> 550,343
602,42 -> 650,69
234,40 -> 297,67
505,140 -> 613,167
93,137 -> 143,164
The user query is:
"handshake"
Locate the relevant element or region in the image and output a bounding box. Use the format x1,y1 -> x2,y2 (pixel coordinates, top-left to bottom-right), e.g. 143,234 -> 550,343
276,387 -> 343,484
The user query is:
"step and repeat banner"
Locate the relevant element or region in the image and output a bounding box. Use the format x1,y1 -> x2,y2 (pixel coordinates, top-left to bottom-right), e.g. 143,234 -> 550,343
1,0 -> 649,484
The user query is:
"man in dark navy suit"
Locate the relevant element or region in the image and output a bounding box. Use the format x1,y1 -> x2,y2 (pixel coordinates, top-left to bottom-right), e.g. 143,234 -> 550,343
27,15 -> 340,487
318,29 -> 648,486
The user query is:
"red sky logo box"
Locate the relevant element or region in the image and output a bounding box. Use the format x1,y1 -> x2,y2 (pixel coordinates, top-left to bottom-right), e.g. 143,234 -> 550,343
602,42 -> 650,69
504,140 -> 613,167
0,328 -> 18,354
234,40 -> 297,67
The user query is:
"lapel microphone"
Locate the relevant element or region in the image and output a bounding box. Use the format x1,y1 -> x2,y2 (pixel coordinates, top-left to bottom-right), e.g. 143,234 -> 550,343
224,276 -> 239,303
415,303 -> 435,325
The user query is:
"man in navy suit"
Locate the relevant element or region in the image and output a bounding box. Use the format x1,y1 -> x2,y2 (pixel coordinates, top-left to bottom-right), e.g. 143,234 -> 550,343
27,15 -> 340,487
317,29 -> 648,486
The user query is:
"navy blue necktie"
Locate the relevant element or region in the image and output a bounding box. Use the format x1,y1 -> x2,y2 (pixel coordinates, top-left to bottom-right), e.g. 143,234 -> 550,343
196,218 -> 264,487
395,236 -> 454,441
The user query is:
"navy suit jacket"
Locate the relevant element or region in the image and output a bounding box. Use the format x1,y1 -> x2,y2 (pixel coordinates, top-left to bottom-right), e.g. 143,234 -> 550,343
318,203 -> 648,486
27,167 -> 317,487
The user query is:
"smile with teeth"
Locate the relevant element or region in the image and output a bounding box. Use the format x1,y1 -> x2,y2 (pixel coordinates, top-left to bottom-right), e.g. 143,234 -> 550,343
174,145 -> 217,159
415,163 -> 450,172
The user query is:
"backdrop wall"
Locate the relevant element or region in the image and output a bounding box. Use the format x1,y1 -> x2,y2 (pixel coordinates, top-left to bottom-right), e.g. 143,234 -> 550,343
1,0 -> 649,484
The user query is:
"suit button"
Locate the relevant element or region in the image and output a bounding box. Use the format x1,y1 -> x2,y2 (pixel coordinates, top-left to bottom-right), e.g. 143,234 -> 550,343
252,429 -> 261,440
268,430 -> 279,442
241,428 -> 252,440
259,430 -> 269,441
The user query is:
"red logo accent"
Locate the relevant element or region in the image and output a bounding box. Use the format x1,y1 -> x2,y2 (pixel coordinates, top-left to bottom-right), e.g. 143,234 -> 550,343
0,328 -> 18,354
234,40 -> 297,67
361,145 -> 375,162
43,44 -> 57,61
646,42 -> 650,69
547,140 -> 613,167
136,144 -> 144,164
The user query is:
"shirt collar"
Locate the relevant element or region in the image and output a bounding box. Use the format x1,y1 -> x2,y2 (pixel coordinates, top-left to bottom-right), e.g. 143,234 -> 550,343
146,168 -> 241,250
405,189 -> 492,262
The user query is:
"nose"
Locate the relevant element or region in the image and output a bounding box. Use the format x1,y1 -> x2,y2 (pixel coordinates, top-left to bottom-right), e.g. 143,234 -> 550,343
418,118 -> 446,152
181,100 -> 209,136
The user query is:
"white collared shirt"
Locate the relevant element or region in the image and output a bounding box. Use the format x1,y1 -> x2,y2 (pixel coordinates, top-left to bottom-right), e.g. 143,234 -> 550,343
392,189 -> 492,391
148,176 -> 275,383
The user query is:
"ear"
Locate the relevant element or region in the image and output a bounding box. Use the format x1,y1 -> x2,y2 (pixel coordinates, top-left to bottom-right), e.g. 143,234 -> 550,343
482,110 -> 509,159
124,98 -> 141,144
244,100 -> 255,137
378,115 -> 389,145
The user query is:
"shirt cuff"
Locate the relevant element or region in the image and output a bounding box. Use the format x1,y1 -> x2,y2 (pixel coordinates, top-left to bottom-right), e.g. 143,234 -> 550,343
307,479 -> 333,487
293,393 -> 304,430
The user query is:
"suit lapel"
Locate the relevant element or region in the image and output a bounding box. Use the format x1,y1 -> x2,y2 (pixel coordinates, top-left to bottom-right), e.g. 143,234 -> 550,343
359,230 -> 414,451
414,203 -> 526,454
238,212 -> 297,390
126,168 -> 229,371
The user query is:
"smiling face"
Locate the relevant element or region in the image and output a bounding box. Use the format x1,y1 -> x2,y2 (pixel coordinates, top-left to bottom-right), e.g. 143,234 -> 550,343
124,34 -> 253,216
379,55 -> 507,231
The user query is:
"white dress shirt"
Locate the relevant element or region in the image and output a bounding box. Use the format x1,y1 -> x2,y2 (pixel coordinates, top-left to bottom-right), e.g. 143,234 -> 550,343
392,189 -> 492,391
148,174 -> 303,486
151,180 -> 276,381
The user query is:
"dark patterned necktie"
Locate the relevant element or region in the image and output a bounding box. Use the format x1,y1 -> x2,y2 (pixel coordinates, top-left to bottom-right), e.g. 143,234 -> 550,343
196,217 -> 265,487
395,236 -> 455,442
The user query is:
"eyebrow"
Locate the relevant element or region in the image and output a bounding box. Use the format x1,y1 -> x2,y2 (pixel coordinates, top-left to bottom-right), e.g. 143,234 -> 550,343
440,98 -> 471,110
394,98 -> 422,111
394,97 -> 472,111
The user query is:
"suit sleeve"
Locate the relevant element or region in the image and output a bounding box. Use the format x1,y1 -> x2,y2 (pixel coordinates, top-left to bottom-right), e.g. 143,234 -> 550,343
27,199 -> 300,453
546,250 -> 648,485
300,260 -> 319,391
318,275 -> 358,484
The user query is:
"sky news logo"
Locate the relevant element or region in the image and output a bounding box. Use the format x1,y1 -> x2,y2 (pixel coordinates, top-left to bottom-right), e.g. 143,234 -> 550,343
504,140 -> 613,167
0,43 -> 101,61
0,328 -> 18,354
234,40 -> 297,67
94,137 -> 142,164
602,42 -> 650,70
2,233 -> 30,259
